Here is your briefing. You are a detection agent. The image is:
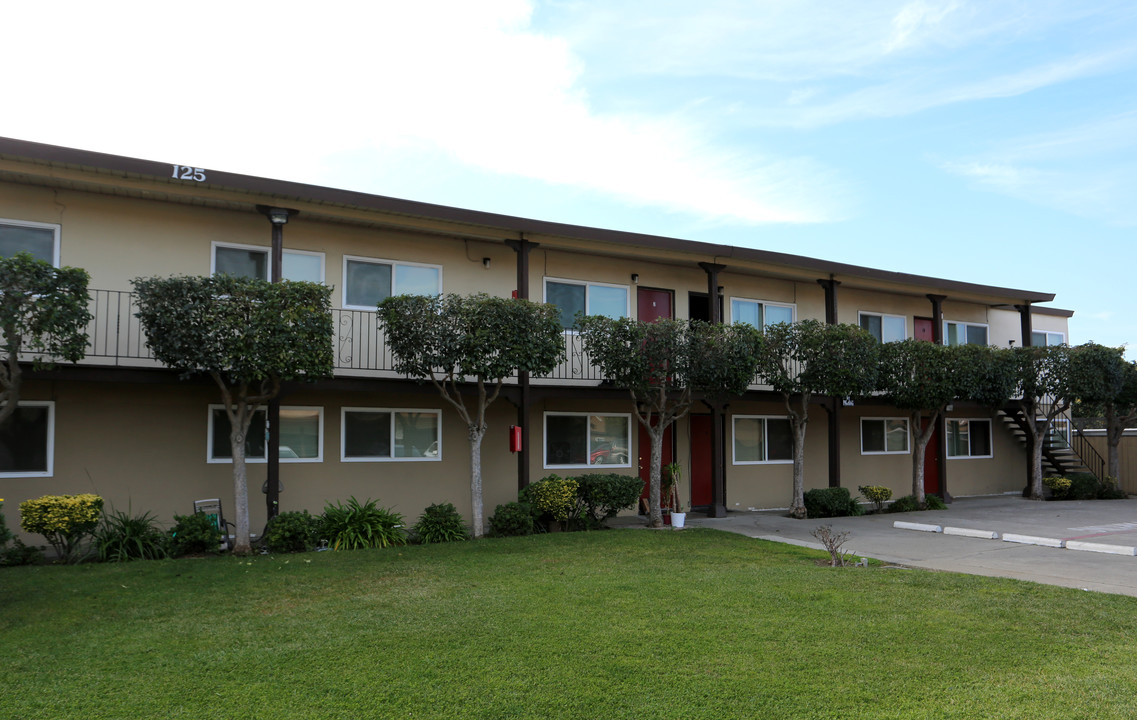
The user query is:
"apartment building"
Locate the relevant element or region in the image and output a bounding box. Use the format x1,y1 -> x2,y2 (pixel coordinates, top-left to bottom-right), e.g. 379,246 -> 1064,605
0,137 -> 1075,535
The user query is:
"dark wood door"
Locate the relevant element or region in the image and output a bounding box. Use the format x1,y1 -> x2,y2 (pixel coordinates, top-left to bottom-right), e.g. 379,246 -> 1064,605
638,287 -> 673,323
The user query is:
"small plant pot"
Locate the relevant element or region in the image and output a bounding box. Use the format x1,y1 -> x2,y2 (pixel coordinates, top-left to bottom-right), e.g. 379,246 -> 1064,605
671,512 -> 687,529
662,511 -> 671,526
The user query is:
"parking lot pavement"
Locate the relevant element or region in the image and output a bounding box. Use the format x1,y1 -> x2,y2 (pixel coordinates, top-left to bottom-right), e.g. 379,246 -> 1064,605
658,495 -> 1137,597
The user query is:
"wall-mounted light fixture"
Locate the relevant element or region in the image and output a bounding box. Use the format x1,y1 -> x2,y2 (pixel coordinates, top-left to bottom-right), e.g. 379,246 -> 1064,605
631,273 -> 639,284
483,257 -> 491,269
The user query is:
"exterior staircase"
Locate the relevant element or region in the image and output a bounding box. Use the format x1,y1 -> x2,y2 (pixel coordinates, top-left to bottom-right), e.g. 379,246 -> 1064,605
997,408 -> 1106,479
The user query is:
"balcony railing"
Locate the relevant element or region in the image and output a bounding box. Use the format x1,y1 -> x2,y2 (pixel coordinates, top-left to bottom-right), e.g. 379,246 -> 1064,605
51,290 -> 792,388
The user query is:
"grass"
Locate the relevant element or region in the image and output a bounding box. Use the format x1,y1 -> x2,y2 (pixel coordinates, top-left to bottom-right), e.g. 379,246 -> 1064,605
3,529 -> 1137,719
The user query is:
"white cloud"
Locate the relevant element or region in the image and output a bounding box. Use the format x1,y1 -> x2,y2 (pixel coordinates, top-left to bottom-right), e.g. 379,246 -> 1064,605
0,0 -> 846,225
884,1 -> 962,53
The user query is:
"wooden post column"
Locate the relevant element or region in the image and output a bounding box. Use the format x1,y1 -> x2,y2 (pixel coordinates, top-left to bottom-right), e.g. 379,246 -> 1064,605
1015,303 -> 1034,494
926,294 -> 949,501
817,277 -> 842,488
506,237 -> 539,492
698,262 -> 728,517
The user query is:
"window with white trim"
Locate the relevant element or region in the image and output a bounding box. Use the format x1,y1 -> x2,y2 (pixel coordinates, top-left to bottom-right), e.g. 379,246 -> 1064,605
860,417 -> 910,454
859,312 -> 906,343
732,415 -> 793,464
341,408 -> 441,461
0,218 -> 59,266
944,321 -> 988,346
544,279 -> 629,329
211,242 -> 325,283
0,401 -> 54,477
1031,330 -> 1066,347
343,256 -> 442,310
946,418 -> 992,458
544,412 -> 631,468
208,405 -> 323,463
730,298 -> 795,331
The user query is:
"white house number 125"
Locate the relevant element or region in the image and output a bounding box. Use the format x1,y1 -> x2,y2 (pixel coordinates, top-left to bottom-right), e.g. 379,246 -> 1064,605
171,165 -> 207,182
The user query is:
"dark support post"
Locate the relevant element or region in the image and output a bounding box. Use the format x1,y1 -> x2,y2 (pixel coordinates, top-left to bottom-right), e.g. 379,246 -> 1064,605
698,262 -> 728,517
506,236 -> 539,492
1015,303 -> 1034,494
257,205 -> 296,522
926,294 -> 949,501
817,277 -> 842,487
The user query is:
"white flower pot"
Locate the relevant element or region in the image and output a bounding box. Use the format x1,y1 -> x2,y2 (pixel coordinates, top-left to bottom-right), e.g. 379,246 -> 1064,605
671,512 -> 687,529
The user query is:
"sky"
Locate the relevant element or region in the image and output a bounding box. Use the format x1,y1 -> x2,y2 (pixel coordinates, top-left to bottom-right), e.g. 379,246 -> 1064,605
3,1 -> 1136,354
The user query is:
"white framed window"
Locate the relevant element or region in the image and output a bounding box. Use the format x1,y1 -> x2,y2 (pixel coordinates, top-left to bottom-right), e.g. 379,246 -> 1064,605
544,412 -> 631,468
0,218 -> 60,266
946,418 -> 993,459
859,312 -> 906,343
944,321 -> 988,347
0,401 -> 54,477
341,408 -> 441,461
342,256 -> 442,310
208,405 -> 324,463
860,417 -> 910,455
1031,330 -> 1066,347
211,242 -> 325,283
732,415 -> 793,464
730,298 -> 795,331
544,278 -> 629,329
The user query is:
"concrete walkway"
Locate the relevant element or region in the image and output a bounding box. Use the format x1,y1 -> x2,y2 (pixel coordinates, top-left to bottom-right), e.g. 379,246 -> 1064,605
619,495 -> 1137,597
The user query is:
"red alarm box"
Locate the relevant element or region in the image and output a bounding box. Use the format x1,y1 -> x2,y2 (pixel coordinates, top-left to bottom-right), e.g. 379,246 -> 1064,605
509,425 -> 523,453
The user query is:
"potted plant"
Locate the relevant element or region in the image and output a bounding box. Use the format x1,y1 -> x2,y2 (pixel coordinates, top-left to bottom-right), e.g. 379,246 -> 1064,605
665,462 -> 686,529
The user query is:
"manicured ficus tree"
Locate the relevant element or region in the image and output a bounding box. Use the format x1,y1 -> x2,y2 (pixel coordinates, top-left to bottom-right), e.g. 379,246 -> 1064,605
754,320 -> 879,518
578,317 -> 762,528
133,275 -> 334,554
1008,344 -> 1078,500
1,252 -> 92,424
879,342 -> 1016,505
1065,342 -> 1135,482
378,294 -> 564,538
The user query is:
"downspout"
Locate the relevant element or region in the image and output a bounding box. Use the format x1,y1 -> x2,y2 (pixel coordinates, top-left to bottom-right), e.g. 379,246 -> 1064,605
817,277 -> 841,489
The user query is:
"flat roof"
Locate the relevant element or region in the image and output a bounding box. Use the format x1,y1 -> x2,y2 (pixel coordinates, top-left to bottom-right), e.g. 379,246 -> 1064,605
0,135 -> 1063,308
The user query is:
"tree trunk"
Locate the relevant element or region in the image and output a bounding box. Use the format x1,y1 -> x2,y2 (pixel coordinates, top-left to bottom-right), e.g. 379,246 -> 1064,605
469,425 -> 485,538
1029,418 -> 1046,500
910,410 -> 938,506
789,409 -> 808,519
1106,409 -> 1122,482
648,425 -> 665,528
230,422 -> 252,555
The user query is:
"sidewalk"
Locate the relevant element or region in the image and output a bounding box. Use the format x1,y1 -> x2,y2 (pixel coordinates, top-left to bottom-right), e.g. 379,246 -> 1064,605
617,495 -> 1137,597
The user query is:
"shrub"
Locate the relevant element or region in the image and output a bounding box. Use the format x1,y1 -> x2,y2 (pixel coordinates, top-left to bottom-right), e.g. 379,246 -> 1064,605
1098,477 -> 1128,500
0,500 -> 12,548
803,487 -> 862,519
1044,475 -> 1072,499
262,510 -> 321,553
488,502 -> 536,537
1067,473 -> 1100,500
576,473 -> 642,528
96,508 -> 169,562
320,497 -> 406,551
411,503 -> 470,544
19,494 -> 103,563
885,494 -> 947,513
526,475 -> 581,523
1,538 -> 43,566
858,485 -> 893,513
169,512 -> 223,556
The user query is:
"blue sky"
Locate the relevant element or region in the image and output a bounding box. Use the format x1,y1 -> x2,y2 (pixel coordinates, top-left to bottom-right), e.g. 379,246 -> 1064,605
3,1 -> 1135,352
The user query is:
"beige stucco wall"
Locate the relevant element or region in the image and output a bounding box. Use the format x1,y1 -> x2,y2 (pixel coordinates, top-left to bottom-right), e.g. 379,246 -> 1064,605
0,380 -> 520,544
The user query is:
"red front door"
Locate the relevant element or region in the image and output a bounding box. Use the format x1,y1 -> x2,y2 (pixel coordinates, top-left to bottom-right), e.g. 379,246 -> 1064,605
914,317 -> 934,342
922,418 -> 940,494
637,287 -> 673,323
690,414 -> 712,507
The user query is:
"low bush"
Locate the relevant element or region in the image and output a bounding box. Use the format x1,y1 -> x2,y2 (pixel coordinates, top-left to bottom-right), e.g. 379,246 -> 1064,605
885,494 -> 947,513
488,502 -> 536,537
525,475 -> 581,525
262,510 -> 321,553
576,473 -> 642,528
0,500 -> 12,548
1,538 -> 43,566
96,508 -> 169,562
1098,477 -> 1128,499
858,485 -> 893,513
803,487 -> 863,519
320,497 -> 406,550
1047,473 -> 1127,501
19,494 -> 103,563
1044,475 -> 1072,499
169,512 -> 223,556
411,503 -> 470,544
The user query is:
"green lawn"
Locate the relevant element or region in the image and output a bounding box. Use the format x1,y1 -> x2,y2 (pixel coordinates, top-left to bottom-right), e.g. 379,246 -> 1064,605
3,529 -> 1136,719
